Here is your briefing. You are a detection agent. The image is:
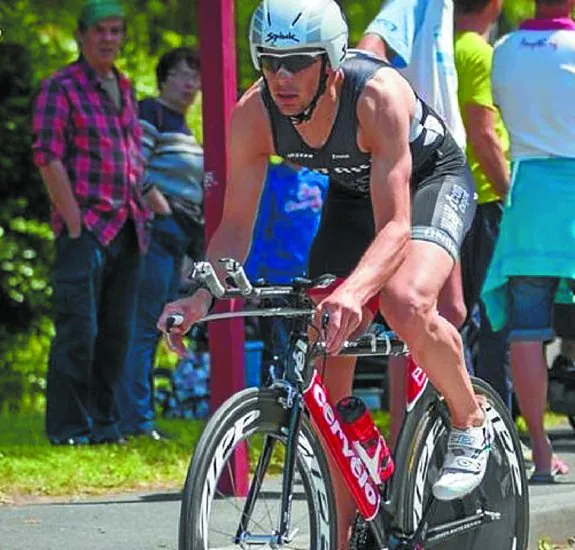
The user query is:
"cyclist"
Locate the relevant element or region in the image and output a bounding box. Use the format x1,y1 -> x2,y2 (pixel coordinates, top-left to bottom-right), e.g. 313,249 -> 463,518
158,0 -> 492,545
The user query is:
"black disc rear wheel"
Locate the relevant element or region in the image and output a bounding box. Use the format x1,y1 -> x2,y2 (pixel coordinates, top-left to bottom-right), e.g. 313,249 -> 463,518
401,378 -> 529,549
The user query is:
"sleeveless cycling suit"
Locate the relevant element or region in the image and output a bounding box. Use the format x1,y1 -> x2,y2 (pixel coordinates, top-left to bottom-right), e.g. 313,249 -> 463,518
260,49 -> 476,279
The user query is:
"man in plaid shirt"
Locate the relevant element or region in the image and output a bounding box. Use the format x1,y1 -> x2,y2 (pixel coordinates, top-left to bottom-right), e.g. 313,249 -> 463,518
32,0 -> 149,445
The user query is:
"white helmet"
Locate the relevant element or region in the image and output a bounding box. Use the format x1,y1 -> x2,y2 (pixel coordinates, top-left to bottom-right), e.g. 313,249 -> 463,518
249,0 -> 349,71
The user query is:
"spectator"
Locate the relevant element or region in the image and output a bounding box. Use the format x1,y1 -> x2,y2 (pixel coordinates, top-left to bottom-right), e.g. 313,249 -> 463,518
116,47 -> 204,440
482,0 -> 575,482
358,0 -> 468,446
359,0 -> 466,148
32,0 -> 148,445
454,0 -> 512,409
244,160 -> 328,378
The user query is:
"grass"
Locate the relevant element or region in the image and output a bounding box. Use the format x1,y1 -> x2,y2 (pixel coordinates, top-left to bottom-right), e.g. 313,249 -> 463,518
516,410 -> 568,435
0,412 -> 205,503
0,409 -> 391,502
538,537 -> 575,550
0,406 -> 567,503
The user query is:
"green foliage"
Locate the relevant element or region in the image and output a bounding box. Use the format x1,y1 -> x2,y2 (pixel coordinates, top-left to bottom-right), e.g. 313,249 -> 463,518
503,0 -> 534,28
0,42 -> 54,412
501,0 -> 575,28
536,537 -> 575,550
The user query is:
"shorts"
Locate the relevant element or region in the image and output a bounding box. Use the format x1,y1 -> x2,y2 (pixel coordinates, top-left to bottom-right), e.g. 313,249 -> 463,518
507,276 -> 562,342
308,133 -> 476,280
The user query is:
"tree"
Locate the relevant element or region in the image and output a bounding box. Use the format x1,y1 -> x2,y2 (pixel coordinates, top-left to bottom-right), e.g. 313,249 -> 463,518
0,43 -> 54,411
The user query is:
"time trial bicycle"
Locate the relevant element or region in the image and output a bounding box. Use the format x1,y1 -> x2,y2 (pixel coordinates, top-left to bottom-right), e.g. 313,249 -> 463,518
167,259 -> 529,550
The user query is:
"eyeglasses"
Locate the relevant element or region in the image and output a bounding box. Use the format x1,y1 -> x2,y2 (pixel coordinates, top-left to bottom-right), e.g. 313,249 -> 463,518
168,69 -> 200,83
258,52 -> 324,74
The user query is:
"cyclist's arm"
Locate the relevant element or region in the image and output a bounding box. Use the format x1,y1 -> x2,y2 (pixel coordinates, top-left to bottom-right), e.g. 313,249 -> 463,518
203,88 -> 273,286
339,74 -> 413,306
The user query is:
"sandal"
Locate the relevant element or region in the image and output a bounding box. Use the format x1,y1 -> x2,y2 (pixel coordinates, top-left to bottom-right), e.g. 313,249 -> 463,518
529,470 -> 557,484
552,455 -> 570,475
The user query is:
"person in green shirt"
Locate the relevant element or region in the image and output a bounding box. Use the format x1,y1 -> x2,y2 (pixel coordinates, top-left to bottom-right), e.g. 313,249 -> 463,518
454,0 -> 512,411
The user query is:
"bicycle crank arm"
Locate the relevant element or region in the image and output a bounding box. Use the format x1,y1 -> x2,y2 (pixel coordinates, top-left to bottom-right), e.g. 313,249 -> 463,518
423,509 -> 502,547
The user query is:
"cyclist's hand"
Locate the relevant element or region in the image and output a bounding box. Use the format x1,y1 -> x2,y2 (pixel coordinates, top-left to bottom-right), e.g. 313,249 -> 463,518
157,290 -> 212,356
315,288 -> 363,354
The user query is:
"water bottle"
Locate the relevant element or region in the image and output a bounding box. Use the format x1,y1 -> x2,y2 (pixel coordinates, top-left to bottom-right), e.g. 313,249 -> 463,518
336,395 -> 394,485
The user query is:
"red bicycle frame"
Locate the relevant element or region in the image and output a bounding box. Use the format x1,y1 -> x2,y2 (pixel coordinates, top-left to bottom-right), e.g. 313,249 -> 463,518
303,354 -> 428,520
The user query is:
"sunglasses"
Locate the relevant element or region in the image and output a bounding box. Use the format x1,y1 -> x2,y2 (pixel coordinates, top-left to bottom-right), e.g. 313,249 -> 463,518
258,52 -> 324,74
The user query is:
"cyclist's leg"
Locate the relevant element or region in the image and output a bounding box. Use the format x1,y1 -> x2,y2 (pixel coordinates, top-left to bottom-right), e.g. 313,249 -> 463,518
438,260 -> 467,330
380,240 -> 492,500
389,263 -> 467,449
386,155 -> 480,430
388,158 -> 474,447
379,240 -> 481,429
381,159 -> 493,499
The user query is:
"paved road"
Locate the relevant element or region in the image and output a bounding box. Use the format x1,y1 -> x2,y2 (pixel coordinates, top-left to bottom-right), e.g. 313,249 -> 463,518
528,426 -> 575,547
1,425 -> 574,550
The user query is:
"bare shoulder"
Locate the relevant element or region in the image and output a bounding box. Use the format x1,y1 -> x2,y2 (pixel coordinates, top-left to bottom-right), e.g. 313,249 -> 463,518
357,67 -> 415,126
231,80 -> 275,156
356,67 -> 415,154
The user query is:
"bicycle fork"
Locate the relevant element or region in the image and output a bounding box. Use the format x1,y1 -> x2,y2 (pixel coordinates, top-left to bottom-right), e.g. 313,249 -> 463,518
233,391 -> 304,547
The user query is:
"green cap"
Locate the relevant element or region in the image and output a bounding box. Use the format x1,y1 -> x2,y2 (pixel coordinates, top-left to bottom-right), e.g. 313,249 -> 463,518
79,0 -> 125,28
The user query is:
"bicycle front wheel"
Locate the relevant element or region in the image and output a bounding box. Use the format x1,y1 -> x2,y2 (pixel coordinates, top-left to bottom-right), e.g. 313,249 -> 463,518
179,387 -> 337,549
401,378 -> 529,549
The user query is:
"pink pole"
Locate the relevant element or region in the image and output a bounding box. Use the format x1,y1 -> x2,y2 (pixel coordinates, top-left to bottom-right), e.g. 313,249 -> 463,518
198,0 -> 248,495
